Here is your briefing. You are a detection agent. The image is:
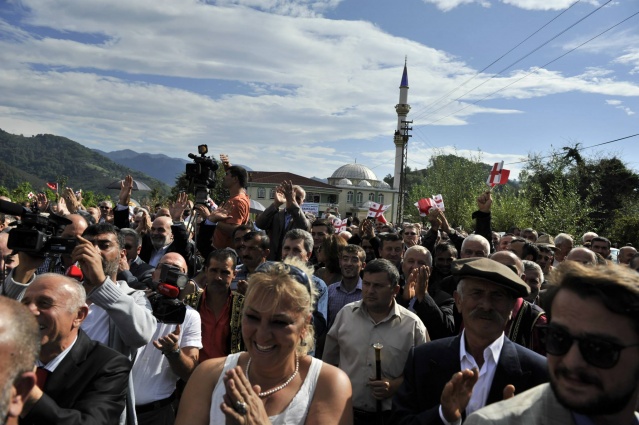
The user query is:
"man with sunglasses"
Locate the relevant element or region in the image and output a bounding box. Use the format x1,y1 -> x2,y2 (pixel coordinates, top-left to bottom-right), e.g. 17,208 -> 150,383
465,261 -> 639,425
392,257 -> 547,425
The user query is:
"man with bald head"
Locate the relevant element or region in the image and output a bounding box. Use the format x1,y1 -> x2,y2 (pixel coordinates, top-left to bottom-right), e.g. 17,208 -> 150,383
0,297 -> 39,425
566,247 -> 597,266
618,246 -> 638,265
489,251 -> 547,355
114,179 -> 196,276
132,252 -> 202,425
19,274 -> 131,425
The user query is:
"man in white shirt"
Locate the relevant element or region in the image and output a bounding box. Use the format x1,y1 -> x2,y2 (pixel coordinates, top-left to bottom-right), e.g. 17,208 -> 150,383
391,258 -> 548,425
132,253 -> 202,425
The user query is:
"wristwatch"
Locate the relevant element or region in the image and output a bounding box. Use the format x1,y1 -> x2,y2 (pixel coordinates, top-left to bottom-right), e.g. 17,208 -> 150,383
163,347 -> 181,358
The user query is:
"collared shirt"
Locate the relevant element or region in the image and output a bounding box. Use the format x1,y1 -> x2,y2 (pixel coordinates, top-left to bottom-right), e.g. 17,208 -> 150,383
323,299 -> 429,412
327,278 -> 363,328
231,264 -> 249,292
132,306 -> 202,404
199,288 -> 232,362
460,330 -> 504,415
36,336 -> 78,372
149,244 -> 171,268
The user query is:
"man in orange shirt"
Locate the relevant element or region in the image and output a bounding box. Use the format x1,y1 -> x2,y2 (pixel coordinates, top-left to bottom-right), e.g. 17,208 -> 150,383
209,156 -> 250,250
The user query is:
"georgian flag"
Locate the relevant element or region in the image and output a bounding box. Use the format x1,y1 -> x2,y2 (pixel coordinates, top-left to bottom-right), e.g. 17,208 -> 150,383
487,161 -> 510,187
333,218 -> 348,233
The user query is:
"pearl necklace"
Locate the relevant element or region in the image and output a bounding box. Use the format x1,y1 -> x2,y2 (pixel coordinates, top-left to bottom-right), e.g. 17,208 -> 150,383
245,352 -> 299,398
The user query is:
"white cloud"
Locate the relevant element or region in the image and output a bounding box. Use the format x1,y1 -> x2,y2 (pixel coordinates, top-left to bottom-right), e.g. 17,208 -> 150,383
605,99 -> 635,115
1,1 -> 638,181
422,0 -> 597,12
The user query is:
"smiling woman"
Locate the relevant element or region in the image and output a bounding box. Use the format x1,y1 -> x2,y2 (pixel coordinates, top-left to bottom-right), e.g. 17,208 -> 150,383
175,260 -> 354,425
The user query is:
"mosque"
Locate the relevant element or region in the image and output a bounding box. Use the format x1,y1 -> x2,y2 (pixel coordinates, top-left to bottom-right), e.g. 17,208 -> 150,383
246,63 -> 410,222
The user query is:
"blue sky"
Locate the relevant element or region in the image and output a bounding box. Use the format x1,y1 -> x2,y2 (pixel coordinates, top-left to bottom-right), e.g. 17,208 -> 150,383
1,0 -> 638,183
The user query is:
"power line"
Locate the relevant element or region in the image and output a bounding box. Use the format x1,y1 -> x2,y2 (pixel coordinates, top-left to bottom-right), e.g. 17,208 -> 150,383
422,9 -> 639,126
412,0 -> 583,121
505,133 -> 639,166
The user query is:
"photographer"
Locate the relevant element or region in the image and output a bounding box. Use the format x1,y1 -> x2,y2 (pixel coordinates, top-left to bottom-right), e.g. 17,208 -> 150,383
2,217 -> 156,425
2,212 -> 88,298
132,252 -> 201,425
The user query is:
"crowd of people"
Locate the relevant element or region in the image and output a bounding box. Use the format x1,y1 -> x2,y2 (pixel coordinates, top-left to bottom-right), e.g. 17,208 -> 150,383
1,155 -> 638,425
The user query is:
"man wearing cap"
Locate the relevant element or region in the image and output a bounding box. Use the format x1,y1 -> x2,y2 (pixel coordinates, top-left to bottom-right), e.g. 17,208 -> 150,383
391,257 -> 547,425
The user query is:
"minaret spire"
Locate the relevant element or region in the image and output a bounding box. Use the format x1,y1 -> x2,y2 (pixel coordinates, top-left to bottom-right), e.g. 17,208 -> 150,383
393,58 -> 412,224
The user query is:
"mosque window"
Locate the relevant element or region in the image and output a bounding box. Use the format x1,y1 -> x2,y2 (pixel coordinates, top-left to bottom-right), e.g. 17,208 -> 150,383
356,192 -> 363,203
347,191 -> 353,202
269,188 -> 275,199
368,192 -> 375,201
257,187 -> 266,199
378,194 -> 384,204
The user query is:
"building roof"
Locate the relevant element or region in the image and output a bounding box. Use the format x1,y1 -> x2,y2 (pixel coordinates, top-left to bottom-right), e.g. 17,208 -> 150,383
330,163 -> 378,181
249,171 -> 337,189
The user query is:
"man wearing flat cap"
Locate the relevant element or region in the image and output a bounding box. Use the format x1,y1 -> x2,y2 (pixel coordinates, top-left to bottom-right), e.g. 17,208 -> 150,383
391,257 -> 548,425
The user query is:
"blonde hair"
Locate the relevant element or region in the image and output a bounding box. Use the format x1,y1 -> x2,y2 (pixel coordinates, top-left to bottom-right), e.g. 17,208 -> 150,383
245,258 -> 316,355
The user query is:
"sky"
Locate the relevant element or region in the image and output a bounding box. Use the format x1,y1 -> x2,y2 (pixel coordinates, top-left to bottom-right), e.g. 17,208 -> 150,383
1,0 -> 638,183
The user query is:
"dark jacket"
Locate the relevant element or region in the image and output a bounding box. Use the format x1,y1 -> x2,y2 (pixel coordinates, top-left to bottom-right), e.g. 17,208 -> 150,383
391,334 -> 548,425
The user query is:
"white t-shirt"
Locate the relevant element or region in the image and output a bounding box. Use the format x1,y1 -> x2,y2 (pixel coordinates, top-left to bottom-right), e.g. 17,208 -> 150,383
132,306 -> 202,404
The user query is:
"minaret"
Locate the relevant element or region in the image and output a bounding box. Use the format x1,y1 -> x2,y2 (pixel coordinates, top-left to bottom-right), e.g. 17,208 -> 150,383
393,59 -> 410,191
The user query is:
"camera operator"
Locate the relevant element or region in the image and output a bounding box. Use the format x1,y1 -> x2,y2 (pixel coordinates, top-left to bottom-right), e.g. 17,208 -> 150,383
114,175 -> 198,277
3,220 -> 157,425
2,212 -> 88,298
204,154 -> 250,251
132,252 -> 201,425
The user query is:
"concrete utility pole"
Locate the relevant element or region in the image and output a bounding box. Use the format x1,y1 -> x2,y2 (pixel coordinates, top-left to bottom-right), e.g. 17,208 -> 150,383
393,58 -> 411,224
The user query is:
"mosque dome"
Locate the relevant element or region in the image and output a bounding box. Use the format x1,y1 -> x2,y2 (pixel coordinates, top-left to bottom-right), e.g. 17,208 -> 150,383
358,180 -> 372,187
338,178 -> 353,186
379,181 -> 391,189
331,163 -> 378,181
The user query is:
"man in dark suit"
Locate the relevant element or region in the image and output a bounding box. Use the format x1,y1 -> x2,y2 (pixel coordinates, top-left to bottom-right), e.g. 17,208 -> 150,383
114,177 -> 196,276
117,228 -> 154,289
392,258 -> 548,425
19,273 -> 131,425
255,180 -> 311,261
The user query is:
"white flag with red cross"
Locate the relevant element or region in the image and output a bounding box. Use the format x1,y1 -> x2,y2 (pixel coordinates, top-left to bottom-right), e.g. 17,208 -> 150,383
487,161 -> 510,187
367,202 -> 389,221
333,217 -> 348,233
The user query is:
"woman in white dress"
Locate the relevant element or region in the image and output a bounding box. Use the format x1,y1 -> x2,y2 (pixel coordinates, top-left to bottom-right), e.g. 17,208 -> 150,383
175,260 -> 353,425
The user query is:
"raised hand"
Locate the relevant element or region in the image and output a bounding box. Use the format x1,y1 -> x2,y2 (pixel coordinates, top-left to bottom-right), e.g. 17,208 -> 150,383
409,265 -> 430,302
36,192 -> 49,212
220,154 -> 232,171
169,192 -> 189,221
153,325 -> 181,353
440,368 -> 479,423
119,175 -> 134,206
71,234 -> 107,290
477,190 -> 492,213
63,188 -> 82,213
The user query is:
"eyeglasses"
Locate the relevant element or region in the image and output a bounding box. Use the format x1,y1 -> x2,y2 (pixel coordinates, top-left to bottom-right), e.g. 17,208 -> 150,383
542,324 -> 639,369
255,261 -> 312,295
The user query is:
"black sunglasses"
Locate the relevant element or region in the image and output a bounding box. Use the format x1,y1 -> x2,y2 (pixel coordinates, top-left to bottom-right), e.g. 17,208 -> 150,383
542,324 -> 639,369
255,261 -> 312,295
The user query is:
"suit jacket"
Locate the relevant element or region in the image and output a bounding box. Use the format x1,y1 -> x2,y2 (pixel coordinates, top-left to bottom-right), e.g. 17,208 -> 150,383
117,256 -> 154,290
114,207 -> 198,276
464,383 -> 574,425
22,329 -> 132,425
391,334 -> 548,425
255,202 -> 311,261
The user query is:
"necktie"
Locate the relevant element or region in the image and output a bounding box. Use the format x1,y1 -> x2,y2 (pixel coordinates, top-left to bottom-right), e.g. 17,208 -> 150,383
36,367 -> 49,389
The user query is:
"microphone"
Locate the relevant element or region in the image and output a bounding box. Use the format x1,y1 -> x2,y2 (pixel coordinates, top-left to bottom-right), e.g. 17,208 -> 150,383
0,200 -> 28,217
157,283 -> 180,298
